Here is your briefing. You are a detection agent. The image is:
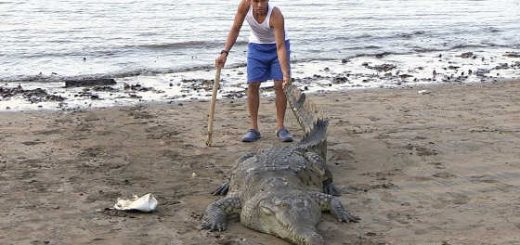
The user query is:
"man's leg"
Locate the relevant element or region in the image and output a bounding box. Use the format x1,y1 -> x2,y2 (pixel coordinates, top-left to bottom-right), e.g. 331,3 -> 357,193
247,82 -> 261,130
273,80 -> 286,130
242,82 -> 262,142
274,80 -> 293,142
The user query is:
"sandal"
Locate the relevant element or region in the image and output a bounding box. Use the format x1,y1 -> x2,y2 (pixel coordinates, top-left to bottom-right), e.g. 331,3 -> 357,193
241,129 -> 261,142
276,128 -> 293,142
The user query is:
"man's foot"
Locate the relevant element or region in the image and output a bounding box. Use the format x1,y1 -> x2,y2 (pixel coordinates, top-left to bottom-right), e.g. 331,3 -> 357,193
276,128 -> 293,142
242,129 -> 261,142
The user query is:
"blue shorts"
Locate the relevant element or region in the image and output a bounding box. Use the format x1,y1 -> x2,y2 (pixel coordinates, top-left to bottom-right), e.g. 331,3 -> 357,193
247,40 -> 290,83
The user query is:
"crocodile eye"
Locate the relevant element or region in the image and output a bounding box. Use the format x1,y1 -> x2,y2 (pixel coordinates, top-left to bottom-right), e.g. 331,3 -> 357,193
259,200 -> 274,215
260,205 -> 274,215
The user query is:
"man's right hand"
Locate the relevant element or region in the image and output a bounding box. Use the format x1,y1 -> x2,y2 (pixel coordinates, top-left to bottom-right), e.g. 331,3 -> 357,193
215,53 -> 228,68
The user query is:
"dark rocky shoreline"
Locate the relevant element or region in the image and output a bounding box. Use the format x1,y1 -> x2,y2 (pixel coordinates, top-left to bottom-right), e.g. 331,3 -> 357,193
1,49 -> 519,111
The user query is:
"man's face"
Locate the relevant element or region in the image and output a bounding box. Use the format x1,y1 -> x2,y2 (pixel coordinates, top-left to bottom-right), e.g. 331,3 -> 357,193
251,0 -> 269,15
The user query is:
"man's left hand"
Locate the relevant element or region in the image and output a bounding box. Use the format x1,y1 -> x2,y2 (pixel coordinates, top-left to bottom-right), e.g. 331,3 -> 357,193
282,76 -> 291,89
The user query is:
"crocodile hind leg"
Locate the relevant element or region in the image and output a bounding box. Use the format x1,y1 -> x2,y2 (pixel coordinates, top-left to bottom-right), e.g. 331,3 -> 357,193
201,196 -> 242,231
304,152 -> 340,196
310,192 -> 360,223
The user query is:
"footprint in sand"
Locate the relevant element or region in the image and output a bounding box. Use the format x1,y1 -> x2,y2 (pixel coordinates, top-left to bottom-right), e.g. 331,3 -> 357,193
469,175 -> 499,184
432,172 -> 457,179
404,143 -> 438,156
126,107 -> 157,120
428,161 -> 446,169
21,140 -> 46,146
386,211 -> 415,225
440,192 -> 470,205
145,125 -> 179,140
86,190 -> 121,204
34,128 -> 62,135
79,146 -> 107,158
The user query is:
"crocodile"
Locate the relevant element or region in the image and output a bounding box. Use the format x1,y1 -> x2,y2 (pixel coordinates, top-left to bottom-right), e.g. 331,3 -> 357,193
201,84 -> 360,245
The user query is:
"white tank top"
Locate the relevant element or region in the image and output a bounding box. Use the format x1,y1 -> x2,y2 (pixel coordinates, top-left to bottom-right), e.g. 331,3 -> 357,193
245,4 -> 289,44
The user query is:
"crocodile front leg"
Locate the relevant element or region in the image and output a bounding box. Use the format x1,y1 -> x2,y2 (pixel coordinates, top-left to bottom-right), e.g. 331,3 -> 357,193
304,152 -> 340,196
310,192 -> 360,223
201,196 -> 242,231
322,177 -> 340,196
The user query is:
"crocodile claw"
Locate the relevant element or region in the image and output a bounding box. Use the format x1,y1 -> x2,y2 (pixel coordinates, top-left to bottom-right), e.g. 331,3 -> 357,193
330,198 -> 361,223
201,217 -> 227,231
337,210 -> 361,223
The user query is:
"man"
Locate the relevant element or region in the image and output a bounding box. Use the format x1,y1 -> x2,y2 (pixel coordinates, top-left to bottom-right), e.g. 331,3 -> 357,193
215,0 -> 293,143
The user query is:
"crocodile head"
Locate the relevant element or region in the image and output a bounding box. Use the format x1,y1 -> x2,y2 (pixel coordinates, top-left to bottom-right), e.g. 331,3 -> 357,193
246,192 -> 324,245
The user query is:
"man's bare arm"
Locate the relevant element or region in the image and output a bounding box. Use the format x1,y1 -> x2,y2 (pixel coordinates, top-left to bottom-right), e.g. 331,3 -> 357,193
216,0 -> 249,68
271,7 -> 290,85
223,0 -> 249,52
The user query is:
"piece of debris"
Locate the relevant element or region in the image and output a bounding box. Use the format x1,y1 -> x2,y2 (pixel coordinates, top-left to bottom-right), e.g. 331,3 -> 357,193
459,52 -> 473,58
504,52 -> 520,58
1,86 -> 65,103
65,78 -> 116,88
371,64 -> 397,72
418,90 -> 431,95
399,74 -> 414,79
375,52 -> 391,58
475,68 -> 491,77
124,83 -> 153,92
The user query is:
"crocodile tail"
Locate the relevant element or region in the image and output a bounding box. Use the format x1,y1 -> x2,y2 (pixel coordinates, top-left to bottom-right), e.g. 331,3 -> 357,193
298,119 -> 328,160
285,84 -> 328,158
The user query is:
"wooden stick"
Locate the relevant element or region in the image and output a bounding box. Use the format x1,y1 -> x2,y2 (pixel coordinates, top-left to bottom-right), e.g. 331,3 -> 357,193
206,66 -> 222,146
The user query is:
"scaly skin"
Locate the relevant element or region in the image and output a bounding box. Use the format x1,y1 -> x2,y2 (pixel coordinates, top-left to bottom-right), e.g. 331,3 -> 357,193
202,84 -> 360,245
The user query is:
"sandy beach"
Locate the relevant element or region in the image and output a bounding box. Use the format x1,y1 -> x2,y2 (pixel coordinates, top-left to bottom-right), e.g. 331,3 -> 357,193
1,79 -> 519,244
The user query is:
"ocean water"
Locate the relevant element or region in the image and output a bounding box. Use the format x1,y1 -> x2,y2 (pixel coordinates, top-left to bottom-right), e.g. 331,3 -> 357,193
1,0 -> 519,82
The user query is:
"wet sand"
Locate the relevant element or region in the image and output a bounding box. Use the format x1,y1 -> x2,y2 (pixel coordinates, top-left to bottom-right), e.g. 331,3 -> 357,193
1,80 -> 519,245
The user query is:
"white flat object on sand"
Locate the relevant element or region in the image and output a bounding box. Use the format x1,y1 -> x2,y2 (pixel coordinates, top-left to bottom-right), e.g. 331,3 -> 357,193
114,193 -> 158,212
